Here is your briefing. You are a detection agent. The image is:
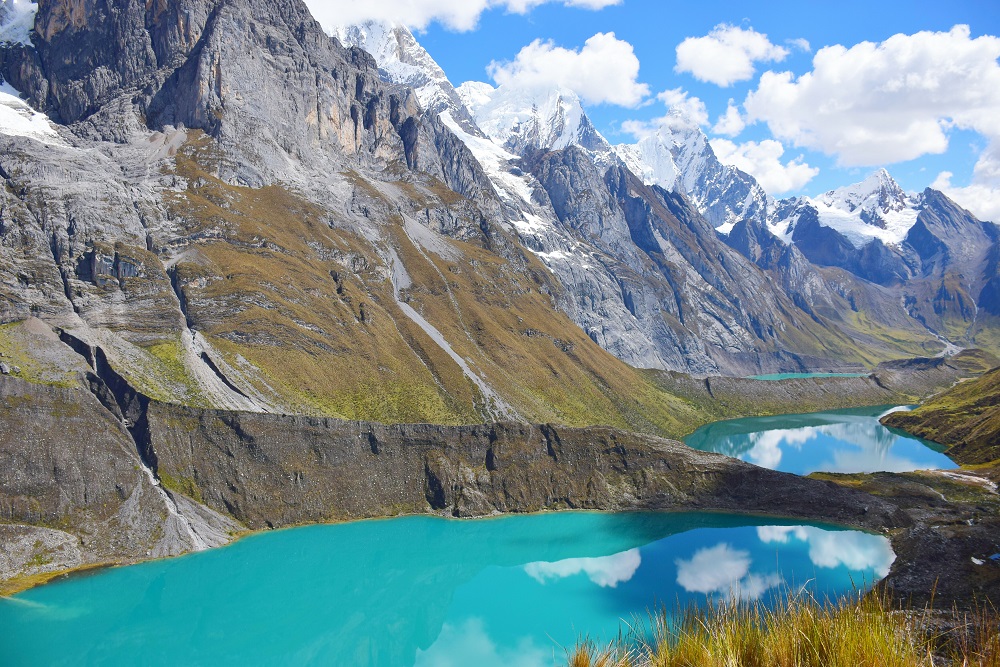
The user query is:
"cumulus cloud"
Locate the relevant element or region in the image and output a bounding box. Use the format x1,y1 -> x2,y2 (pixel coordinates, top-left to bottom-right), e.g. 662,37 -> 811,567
711,139 -> 819,195
524,549 -> 641,588
712,100 -> 746,137
743,25 -> 1000,167
621,89 -> 707,139
788,38 -> 812,52
304,0 -> 620,32
487,33 -> 649,106
675,24 -> 790,87
932,142 -> 1000,222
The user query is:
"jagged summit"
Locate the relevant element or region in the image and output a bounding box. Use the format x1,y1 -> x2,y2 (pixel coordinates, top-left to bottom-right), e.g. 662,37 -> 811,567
457,81 -> 611,155
333,20 -> 483,137
612,111 -> 771,234
772,169 -> 923,248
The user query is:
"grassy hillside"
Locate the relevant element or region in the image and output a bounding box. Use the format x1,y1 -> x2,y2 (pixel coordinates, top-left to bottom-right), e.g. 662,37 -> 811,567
149,134 -> 709,436
882,366 -> 1000,464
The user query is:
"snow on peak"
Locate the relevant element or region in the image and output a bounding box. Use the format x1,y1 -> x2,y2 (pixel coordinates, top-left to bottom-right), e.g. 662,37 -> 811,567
817,168 -> 910,216
612,112 -> 711,193
333,20 -> 485,136
610,109 -> 773,235
785,169 -> 923,248
0,81 -> 64,145
457,81 -> 609,155
334,20 -> 449,110
0,0 -> 36,46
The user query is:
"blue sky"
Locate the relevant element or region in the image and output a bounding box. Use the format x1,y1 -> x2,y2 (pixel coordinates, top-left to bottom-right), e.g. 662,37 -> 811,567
307,0 -> 1000,218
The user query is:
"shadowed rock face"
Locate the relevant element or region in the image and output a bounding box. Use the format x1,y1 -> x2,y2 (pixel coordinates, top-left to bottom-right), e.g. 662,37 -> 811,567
145,402 -> 905,530
0,376 -> 240,590
4,0 -> 424,183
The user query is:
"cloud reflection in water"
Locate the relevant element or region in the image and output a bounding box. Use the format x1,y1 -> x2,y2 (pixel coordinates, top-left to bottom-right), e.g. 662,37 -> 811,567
675,543 -> 783,600
415,619 -> 551,667
756,526 -> 895,577
523,549 -> 642,588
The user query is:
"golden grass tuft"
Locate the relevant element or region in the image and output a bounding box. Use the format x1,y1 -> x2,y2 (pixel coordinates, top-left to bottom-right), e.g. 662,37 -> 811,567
568,592 -> 1000,667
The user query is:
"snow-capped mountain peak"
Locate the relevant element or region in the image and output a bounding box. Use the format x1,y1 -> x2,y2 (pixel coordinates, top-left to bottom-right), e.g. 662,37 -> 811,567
612,111 -> 711,193
0,0 -> 36,47
611,110 -> 771,234
457,81 -> 610,156
333,20 -> 483,136
817,168 -> 911,219
334,21 -> 445,106
770,169 -> 923,248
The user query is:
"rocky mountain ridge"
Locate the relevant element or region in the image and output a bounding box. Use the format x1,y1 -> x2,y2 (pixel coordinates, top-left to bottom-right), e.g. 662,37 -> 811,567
342,19 -> 1000,371
2,2 -> 1000,607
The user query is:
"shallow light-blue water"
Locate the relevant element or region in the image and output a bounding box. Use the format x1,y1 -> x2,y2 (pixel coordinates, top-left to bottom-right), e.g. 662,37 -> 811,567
747,372 -> 869,381
684,405 -> 955,475
0,512 -> 894,667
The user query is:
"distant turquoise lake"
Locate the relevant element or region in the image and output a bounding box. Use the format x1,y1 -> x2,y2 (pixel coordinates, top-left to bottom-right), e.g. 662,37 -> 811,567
0,512 -> 893,667
684,405 -> 955,475
747,372 -> 869,381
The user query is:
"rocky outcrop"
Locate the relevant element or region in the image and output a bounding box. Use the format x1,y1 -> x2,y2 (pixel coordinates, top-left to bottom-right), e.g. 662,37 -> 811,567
0,375 -> 241,590
144,402 -> 906,530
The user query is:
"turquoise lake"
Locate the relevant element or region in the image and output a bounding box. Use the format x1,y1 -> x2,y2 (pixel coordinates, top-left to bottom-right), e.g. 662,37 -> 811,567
747,372 -> 869,381
0,512 -> 893,667
684,405 -> 955,475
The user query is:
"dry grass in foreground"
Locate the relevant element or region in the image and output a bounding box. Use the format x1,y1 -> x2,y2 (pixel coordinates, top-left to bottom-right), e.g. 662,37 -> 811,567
568,592 -> 1000,667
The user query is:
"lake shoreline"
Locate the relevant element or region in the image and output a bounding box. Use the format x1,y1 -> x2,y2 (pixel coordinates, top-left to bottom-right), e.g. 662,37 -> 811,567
2,351 -> 996,606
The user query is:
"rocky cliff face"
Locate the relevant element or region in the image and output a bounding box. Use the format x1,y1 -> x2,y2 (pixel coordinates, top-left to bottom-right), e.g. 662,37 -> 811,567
3,0 -> 732,432
0,361 -> 910,591
0,373 -> 240,590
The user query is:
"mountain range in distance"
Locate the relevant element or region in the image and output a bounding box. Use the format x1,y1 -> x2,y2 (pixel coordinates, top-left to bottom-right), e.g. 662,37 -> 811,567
1,0 -> 1000,610
339,19 -> 1000,374
0,2 -> 996,430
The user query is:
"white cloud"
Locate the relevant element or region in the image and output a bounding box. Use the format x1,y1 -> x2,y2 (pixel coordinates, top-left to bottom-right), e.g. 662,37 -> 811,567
788,38 -> 811,52
487,33 -> 650,106
524,549 -> 641,588
304,0 -> 620,33
744,25 -> 1000,167
621,89 -> 707,139
675,24 -> 790,87
712,100 -> 746,137
656,88 -> 709,126
711,138 -> 819,195
932,142 -> 1000,222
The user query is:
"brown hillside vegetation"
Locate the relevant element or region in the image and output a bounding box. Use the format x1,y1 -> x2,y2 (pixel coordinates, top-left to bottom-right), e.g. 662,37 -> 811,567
883,366 -> 1000,465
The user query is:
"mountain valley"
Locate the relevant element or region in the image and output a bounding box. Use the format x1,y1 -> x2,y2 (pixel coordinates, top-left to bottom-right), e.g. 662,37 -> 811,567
1,0 -> 999,636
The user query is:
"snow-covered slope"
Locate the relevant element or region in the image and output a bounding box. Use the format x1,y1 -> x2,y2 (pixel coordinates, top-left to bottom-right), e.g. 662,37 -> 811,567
0,81 -> 64,145
0,0 -> 36,46
457,81 -> 610,156
771,170 -> 923,248
613,111 -> 771,235
333,20 -> 483,136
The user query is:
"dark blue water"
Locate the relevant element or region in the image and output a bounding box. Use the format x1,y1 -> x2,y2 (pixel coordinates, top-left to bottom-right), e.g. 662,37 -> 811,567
0,512 -> 893,667
684,405 -> 954,475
